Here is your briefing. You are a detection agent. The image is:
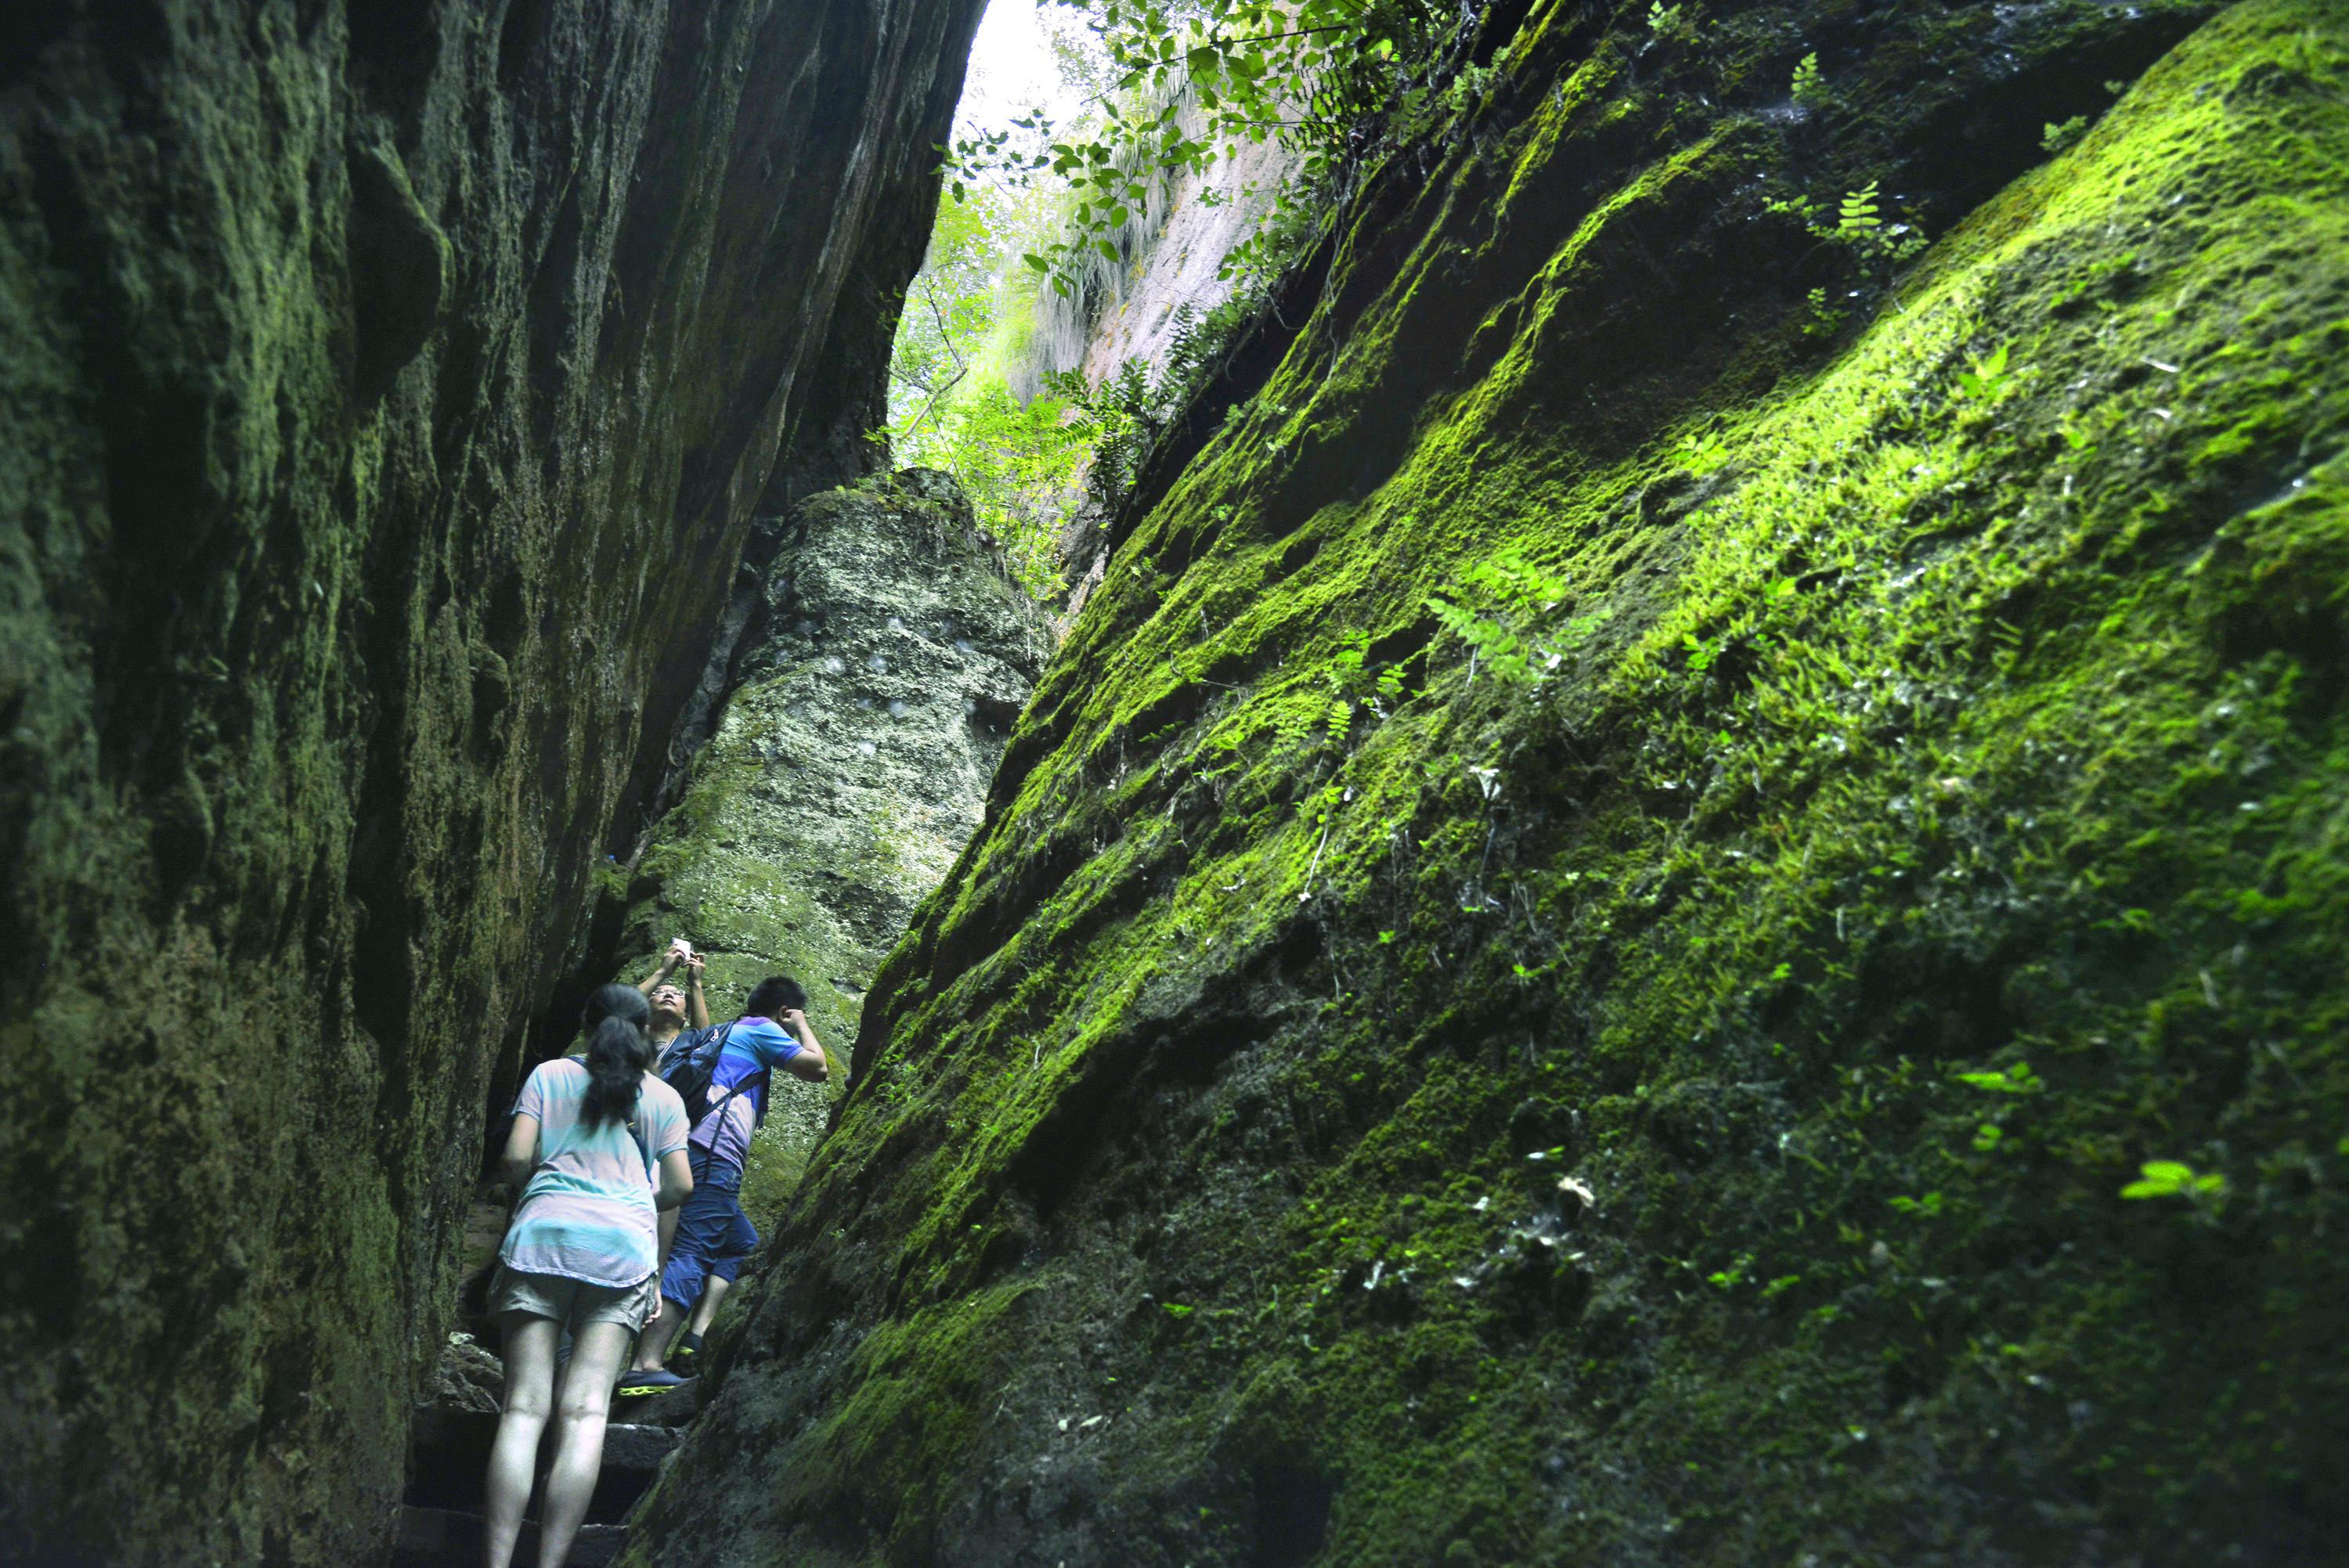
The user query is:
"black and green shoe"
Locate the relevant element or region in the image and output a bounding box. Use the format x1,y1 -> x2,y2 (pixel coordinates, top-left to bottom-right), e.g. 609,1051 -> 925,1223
614,1368 -> 691,1397
670,1331 -> 704,1369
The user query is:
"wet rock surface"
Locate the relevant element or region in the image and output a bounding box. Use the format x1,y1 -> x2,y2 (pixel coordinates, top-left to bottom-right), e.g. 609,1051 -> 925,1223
419,1334 -> 506,1415
0,1 -> 981,1562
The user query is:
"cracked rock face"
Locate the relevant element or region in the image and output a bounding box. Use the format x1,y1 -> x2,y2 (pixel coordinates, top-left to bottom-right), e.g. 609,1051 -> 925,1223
0,1 -> 980,1562
608,470 -> 1048,1217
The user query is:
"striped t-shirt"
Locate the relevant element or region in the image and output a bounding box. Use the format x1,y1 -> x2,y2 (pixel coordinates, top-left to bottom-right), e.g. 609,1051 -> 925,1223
500,1059 -> 689,1289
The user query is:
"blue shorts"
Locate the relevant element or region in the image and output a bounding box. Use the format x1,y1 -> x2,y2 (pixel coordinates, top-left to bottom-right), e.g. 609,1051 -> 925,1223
659,1150 -> 756,1310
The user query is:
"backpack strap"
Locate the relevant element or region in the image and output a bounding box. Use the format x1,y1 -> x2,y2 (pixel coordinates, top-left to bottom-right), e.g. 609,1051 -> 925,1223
703,1020 -> 782,1124
664,1022 -> 740,1129
697,1022 -> 738,1098
657,1021 -> 725,1078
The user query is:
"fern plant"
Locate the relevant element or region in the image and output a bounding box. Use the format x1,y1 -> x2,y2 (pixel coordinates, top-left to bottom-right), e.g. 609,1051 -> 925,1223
1647,2 -> 1696,42
1835,180 -> 1882,239
1790,52 -> 1824,106
1426,548 -> 1603,683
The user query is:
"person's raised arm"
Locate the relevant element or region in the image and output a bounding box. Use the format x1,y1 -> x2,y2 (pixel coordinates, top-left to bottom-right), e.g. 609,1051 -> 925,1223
777,1008 -> 832,1083
635,938 -> 688,997
685,952 -> 712,1031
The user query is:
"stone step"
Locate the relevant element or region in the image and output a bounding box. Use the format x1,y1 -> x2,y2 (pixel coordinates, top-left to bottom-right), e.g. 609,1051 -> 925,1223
406,1408 -> 684,1522
391,1505 -> 626,1567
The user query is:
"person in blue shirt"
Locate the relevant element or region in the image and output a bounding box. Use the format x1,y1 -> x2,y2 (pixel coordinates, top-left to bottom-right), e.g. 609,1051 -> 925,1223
617,975 -> 828,1393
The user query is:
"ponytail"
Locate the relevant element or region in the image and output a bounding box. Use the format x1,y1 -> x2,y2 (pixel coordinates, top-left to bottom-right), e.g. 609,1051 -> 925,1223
579,982 -> 652,1128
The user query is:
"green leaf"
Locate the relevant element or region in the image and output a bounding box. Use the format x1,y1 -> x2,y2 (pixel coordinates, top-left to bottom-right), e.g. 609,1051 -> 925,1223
1791,52 -> 1823,104
1836,181 -> 1882,236
1954,1062 -> 2040,1094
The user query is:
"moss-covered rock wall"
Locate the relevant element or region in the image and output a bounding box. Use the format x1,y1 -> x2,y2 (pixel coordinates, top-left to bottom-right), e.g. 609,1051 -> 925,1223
0,2 -> 981,1562
601,470 -> 1048,1223
633,1 -> 2349,1563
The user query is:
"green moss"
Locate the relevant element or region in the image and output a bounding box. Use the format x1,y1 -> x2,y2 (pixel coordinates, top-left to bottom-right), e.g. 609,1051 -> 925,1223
630,2 -> 2349,1563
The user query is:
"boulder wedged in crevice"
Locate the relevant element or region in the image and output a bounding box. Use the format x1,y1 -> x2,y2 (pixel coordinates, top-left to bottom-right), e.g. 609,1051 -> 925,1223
572,470 -> 1048,1225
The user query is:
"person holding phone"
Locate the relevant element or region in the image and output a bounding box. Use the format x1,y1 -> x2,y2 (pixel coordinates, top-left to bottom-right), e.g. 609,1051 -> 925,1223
634,936 -> 711,1051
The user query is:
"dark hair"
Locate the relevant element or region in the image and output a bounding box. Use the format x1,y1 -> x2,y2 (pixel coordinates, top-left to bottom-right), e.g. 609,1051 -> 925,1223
744,975 -> 807,1019
580,983 -> 653,1128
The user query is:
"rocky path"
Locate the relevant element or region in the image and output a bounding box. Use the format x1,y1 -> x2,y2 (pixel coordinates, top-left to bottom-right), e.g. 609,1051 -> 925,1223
392,1364 -> 704,1567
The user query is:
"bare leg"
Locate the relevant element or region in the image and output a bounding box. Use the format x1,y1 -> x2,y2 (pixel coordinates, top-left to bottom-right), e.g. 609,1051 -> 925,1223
537,1320 -> 633,1568
629,1294 -> 686,1372
484,1314 -> 558,1568
685,1274 -> 731,1337
633,1210 -> 680,1368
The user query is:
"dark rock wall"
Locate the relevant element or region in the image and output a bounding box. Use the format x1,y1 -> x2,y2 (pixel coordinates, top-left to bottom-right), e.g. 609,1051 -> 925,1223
630,1 -> 2349,1565
0,0 -> 980,1563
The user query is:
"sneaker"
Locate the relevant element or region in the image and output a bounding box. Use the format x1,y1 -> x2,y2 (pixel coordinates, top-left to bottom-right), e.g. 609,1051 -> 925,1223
671,1332 -> 704,1368
614,1368 -> 692,1397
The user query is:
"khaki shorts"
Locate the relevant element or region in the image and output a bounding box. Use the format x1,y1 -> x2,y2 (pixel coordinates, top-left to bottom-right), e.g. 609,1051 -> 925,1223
490,1264 -> 659,1332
